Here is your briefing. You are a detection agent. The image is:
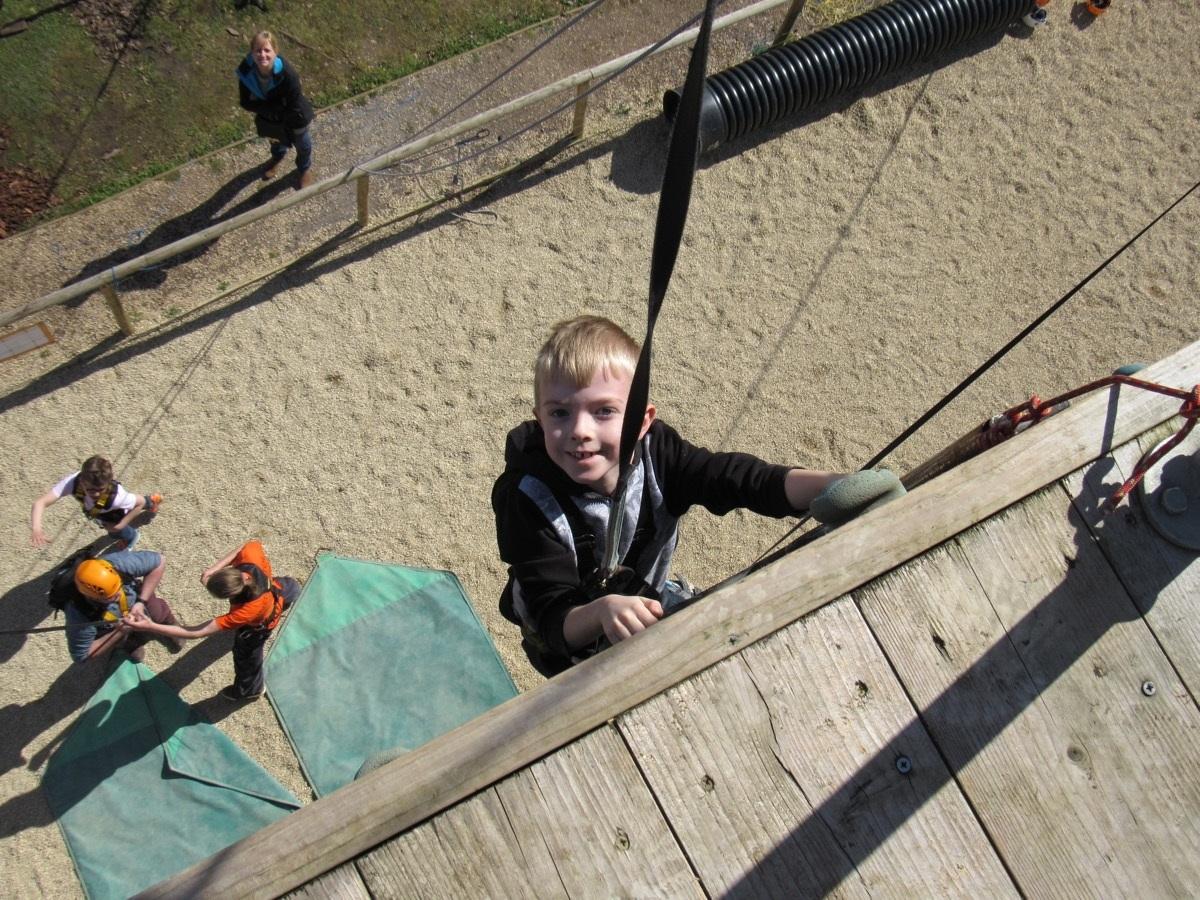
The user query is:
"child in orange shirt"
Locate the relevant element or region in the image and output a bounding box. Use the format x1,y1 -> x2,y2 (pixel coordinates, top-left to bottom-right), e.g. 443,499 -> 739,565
127,539 -> 299,701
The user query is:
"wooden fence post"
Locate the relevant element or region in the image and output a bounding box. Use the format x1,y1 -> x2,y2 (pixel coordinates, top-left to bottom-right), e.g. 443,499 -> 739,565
772,0 -> 807,45
356,175 -> 371,227
571,81 -> 591,140
101,284 -> 135,336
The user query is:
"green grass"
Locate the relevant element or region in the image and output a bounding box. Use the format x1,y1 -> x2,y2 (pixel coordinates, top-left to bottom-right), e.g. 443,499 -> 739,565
807,0 -> 879,27
0,0 -> 584,231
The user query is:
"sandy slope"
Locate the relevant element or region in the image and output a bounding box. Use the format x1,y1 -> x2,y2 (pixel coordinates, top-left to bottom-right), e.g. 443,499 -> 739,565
1,1 -> 1197,895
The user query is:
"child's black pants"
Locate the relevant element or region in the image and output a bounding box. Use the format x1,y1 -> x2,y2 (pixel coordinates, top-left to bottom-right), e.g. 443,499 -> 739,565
230,576 -> 301,697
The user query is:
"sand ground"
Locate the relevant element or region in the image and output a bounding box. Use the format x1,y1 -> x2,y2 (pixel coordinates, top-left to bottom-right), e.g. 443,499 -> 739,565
0,0 -> 1197,895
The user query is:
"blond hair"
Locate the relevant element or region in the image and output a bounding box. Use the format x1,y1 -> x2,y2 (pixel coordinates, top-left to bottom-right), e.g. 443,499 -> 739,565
206,568 -> 246,600
534,315 -> 640,404
249,30 -> 277,53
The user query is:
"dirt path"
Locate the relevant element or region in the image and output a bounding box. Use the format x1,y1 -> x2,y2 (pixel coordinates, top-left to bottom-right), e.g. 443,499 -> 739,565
1,1 -> 1197,895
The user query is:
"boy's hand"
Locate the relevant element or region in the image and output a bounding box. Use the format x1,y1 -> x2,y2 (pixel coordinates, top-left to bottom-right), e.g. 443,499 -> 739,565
31,528 -> 48,549
563,593 -> 665,650
594,593 -> 664,644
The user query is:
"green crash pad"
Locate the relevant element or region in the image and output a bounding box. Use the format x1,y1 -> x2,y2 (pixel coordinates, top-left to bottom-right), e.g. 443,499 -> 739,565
265,553 -> 517,796
43,660 -> 299,900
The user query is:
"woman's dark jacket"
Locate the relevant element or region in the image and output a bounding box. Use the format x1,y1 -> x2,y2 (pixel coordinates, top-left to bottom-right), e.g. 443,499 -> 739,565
236,55 -> 314,131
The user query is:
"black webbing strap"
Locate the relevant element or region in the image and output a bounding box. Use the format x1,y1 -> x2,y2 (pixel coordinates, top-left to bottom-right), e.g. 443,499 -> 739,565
600,0 -> 719,580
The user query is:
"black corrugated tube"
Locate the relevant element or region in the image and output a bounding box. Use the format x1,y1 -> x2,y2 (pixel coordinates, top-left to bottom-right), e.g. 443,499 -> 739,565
664,0 -> 1034,151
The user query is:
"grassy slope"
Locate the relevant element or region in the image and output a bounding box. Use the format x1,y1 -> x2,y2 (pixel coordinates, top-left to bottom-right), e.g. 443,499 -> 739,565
0,0 -> 581,227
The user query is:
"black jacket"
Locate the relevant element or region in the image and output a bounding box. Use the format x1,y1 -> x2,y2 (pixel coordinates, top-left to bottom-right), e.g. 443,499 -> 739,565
492,419 -> 795,671
236,55 -> 314,131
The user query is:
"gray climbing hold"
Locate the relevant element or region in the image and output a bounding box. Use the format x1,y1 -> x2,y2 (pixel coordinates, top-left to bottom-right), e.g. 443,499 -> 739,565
354,744 -> 410,779
1113,363 -> 1147,376
810,469 -> 906,526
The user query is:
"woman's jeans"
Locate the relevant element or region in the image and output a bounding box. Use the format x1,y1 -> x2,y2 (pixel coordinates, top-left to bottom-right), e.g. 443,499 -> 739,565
269,127 -> 313,172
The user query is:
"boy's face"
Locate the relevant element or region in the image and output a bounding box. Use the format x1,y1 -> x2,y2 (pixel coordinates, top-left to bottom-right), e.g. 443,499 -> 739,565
81,478 -> 107,498
252,39 -> 277,75
535,367 -> 655,496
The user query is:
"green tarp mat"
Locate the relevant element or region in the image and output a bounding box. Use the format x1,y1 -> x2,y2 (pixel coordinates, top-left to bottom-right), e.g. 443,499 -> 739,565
43,660 -> 299,900
265,553 -> 517,797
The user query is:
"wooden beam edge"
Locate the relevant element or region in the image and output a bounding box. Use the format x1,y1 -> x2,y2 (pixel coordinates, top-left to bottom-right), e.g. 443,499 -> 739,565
139,340 -> 1200,899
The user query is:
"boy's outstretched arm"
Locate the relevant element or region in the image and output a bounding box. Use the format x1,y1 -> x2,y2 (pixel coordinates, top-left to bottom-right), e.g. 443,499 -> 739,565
563,593 -> 665,648
125,614 -> 221,641
784,469 -> 845,512
30,490 -> 60,548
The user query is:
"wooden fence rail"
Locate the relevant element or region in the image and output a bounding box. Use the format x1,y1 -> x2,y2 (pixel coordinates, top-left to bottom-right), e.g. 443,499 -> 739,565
0,0 -> 791,335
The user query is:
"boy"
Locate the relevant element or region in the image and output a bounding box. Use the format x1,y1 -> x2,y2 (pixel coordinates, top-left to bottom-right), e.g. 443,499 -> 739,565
62,551 -> 183,663
30,455 -> 161,550
492,315 -> 847,676
126,539 -> 300,701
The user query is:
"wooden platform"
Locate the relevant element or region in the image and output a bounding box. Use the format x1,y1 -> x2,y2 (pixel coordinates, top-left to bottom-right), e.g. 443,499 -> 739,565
143,340 -> 1200,899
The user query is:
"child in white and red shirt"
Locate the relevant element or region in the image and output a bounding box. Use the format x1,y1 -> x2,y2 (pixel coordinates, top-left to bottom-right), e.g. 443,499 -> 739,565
30,455 -> 161,550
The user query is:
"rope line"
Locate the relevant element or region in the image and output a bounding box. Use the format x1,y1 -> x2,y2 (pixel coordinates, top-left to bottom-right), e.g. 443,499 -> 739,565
601,0 -> 718,584
360,0 -> 617,177
375,3 -> 717,181
403,0 -> 614,144
861,178 -> 1200,473
747,176 -> 1200,573
0,622 -> 100,635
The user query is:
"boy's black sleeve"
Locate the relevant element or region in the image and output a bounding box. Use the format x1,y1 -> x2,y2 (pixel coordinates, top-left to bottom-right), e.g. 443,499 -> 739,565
652,421 -> 797,519
492,473 -> 588,661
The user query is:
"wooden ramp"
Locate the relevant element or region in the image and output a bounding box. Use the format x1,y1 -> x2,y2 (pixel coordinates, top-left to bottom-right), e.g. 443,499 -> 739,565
144,340 -> 1200,899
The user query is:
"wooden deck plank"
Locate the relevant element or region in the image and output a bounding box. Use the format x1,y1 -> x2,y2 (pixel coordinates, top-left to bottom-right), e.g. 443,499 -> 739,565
354,785 -> 552,898
618,598 -> 1016,898
1063,425 -> 1200,694
494,725 -> 704,898
283,865 -> 372,900
141,341 -> 1200,899
354,726 -> 701,899
855,483 -> 1200,896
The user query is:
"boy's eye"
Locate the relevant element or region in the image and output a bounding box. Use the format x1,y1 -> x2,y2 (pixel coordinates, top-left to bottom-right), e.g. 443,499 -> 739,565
547,408 -> 568,419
